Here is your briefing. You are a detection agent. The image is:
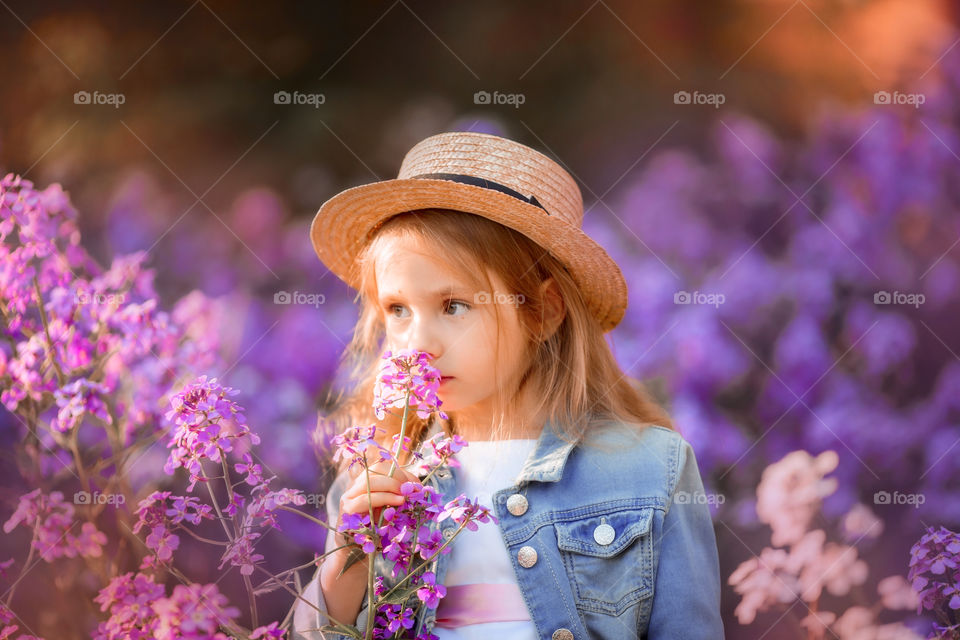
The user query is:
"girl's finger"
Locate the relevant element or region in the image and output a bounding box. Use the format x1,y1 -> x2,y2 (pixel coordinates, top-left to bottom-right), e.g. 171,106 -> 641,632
344,474 -> 406,497
340,492 -> 406,515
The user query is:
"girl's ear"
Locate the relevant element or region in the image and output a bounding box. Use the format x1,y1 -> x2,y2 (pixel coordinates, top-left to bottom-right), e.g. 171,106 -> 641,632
538,278 -> 565,341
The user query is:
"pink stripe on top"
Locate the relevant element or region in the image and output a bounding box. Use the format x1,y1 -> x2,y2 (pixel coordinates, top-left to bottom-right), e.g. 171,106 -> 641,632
434,583 -> 532,628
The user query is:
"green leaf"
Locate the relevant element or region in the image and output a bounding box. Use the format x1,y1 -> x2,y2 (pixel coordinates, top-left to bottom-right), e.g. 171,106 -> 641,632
318,622 -> 363,639
337,546 -> 368,579
378,582 -> 421,605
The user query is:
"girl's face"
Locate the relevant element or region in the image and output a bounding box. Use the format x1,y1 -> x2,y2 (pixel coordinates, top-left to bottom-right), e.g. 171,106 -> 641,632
374,237 -> 531,432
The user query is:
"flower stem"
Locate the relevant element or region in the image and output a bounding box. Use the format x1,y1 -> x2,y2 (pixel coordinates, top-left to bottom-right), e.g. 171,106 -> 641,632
364,463 -> 376,640
243,572 -> 259,630
379,519 -> 468,603
376,389 -> 411,532
387,390 -> 412,478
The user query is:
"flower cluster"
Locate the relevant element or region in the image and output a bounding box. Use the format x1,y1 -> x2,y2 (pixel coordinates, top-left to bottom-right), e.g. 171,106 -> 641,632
3,489 -> 108,561
730,450 -> 921,638
755,450 -> 840,547
909,526 -> 960,638
93,572 -> 240,640
133,490 -> 214,566
408,432 -> 468,476
51,377 -> 113,433
218,531 -> 265,576
332,424 -> 389,473
163,375 -> 259,491
373,349 -> 448,421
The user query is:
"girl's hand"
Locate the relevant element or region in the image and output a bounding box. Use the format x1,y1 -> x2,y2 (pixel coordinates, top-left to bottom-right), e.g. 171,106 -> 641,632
335,457 -> 421,544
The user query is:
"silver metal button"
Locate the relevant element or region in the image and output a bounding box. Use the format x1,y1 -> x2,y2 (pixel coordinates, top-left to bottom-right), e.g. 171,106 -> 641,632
506,493 -> 528,516
517,545 -> 538,568
552,629 -> 574,640
593,517 -> 616,546
442,528 -> 455,540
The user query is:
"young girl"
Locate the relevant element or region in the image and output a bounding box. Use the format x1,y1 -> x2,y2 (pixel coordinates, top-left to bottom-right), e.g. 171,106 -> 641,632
292,132 -> 723,639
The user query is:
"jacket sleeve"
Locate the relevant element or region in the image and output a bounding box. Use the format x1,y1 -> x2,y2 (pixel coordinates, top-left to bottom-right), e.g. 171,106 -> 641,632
290,468 -> 371,640
646,437 -> 725,639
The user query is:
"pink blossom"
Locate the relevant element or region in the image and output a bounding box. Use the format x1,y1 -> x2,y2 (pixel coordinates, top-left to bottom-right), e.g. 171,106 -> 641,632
755,450 -> 838,547
841,503 -> 884,542
799,610 -> 836,639
876,575 -> 920,611
2,489 -> 107,561
727,547 -> 797,624
150,583 -> 239,640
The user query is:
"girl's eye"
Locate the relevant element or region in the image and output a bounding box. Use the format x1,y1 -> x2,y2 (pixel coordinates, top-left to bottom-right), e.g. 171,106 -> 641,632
444,300 -> 470,315
386,300 -> 470,318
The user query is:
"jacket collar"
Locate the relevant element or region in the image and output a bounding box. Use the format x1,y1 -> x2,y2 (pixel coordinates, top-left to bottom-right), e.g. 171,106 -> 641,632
421,415 -> 578,484
515,416 -> 577,483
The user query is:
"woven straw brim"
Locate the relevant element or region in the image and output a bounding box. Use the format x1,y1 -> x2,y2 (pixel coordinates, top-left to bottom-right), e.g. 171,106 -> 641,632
310,178 -> 627,332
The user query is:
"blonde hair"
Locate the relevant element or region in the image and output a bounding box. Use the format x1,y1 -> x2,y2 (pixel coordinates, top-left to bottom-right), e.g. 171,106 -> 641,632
317,208 -> 674,476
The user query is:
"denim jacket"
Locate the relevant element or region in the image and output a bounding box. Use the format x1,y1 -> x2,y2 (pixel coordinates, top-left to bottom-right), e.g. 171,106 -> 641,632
291,417 -> 724,640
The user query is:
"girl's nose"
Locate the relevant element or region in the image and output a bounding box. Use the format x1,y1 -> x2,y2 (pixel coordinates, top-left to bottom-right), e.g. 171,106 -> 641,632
406,319 -> 441,361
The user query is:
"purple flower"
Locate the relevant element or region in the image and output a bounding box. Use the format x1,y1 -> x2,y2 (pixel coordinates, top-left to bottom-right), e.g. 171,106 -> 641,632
235,451 -> 266,487
218,531 -> 264,576
51,378 -> 113,433
2,489 -> 107,561
246,486 -> 305,530
151,582 -> 239,639
133,490 -> 172,535
375,603 -> 415,634
164,495 -> 213,526
331,424 -> 387,473
437,495 -> 498,531
416,571 -> 447,608
251,621 -> 285,639
908,525 -> 960,616
163,375 -> 260,492
373,349 -> 448,421
145,524 -> 179,562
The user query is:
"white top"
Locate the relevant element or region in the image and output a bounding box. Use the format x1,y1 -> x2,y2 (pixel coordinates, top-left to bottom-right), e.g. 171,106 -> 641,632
433,438 -> 539,640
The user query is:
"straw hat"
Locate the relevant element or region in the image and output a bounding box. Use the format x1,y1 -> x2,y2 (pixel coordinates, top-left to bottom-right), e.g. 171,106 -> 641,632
310,131 -> 628,332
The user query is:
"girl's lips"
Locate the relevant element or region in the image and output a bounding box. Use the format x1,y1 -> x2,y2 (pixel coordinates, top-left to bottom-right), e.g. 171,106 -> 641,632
440,376 -> 454,384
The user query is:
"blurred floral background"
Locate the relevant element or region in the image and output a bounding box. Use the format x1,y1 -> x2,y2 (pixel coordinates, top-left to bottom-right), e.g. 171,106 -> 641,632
2,1 -> 960,638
